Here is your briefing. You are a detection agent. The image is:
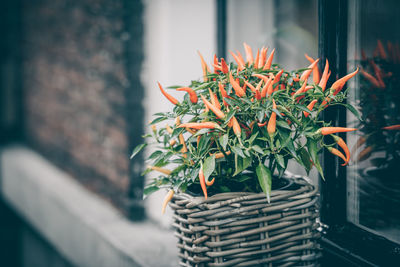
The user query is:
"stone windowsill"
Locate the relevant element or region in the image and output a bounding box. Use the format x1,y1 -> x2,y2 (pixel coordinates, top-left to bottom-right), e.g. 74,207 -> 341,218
0,145 -> 178,267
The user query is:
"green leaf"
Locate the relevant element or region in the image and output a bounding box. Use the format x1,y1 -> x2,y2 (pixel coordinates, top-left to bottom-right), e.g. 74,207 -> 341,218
256,163 -> 272,203
130,144 -> 147,159
171,127 -> 185,139
233,156 -> 252,176
343,103 -> 363,122
299,147 -> 312,173
143,185 -> 159,199
252,145 -> 264,154
219,134 -> 229,151
203,155 -> 216,181
275,154 -> 285,169
150,116 -> 167,125
231,146 -> 246,158
224,109 -> 236,124
149,150 -> 163,160
306,138 -> 325,180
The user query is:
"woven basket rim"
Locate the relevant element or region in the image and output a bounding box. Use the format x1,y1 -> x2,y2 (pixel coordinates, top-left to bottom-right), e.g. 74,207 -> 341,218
175,178 -> 316,201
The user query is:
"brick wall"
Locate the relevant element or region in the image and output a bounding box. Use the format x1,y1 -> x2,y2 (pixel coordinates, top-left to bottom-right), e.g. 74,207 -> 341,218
22,0 -> 144,217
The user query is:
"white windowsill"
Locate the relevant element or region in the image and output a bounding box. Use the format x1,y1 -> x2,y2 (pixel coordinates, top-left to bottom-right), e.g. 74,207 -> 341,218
0,145 -> 178,267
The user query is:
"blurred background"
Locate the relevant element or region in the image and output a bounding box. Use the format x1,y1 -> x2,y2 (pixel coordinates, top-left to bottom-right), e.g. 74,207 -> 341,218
0,0 -> 399,266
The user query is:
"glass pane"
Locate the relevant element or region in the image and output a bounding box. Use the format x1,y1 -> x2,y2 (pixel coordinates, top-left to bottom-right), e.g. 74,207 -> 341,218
347,0 -> 400,244
226,0 -> 319,183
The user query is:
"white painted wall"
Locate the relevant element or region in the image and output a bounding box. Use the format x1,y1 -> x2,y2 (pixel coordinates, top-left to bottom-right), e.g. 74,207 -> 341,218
142,0 -> 216,227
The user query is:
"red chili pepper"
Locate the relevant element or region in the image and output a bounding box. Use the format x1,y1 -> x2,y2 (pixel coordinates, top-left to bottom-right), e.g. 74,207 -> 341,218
200,95 -> 225,119
197,51 -> 211,82
176,87 -> 198,104
318,127 -> 357,135
260,77 -> 272,98
263,48 -> 275,70
254,48 -> 260,68
331,67 -> 359,95
304,54 -> 321,84
208,88 -> 221,109
303,100 -> 318,117
327,147 -> 347,164
157,82 -> 179,105
332,135 -> 351,166
267,99 -> 277,136
273,69 -> 284,85
178,122 -> 218,129
318,59 -> 330,91
259,46 -> 268,68
243,42 -> 254,65
230,51 -> 245,71
252,73 -> 270,84
229,72 -> 246,97
377,40 -> 387,59
300,59 -> 320,82
220,58 -> 229,74
199,167 -> 207,199
231,116 -> 241,137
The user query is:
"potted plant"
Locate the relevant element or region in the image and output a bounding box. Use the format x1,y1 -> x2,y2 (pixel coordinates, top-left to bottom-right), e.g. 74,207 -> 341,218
131,43 -> 359,266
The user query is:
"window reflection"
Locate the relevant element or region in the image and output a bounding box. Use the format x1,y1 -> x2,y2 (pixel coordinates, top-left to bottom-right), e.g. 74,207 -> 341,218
347,0 -> 400,244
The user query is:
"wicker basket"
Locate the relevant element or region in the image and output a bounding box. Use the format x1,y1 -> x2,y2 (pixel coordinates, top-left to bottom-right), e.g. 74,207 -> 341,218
169,178 -> 321,266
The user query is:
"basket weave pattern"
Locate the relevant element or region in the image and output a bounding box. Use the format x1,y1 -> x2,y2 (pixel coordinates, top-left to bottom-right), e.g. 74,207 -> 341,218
169,180 -> 321,266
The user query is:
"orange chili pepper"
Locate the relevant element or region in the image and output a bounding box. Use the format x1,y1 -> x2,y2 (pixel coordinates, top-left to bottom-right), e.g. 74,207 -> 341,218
327,147 -> 347,164
169,139 -> 177,146
229,72 -> 246,97
259,46 -> 268,69
300,59 -> 320,82
213,54 -> 220,74
263,48 -> 275,70
230,51 -> 245,71
231,116 -> 241,137
208,88 -> 221,109
304,54 -> 321,84
293,74 -> 300,82
318,59 -> 330,91
218,82 -> 228,97
149,166 -> 172,175
176,87 -> 198,104
236,50 -> 246,67
293,81 -> 307,97
267,99 -> 277,136
273,69 -> 284,85
303,100 -> 318,117
178,122 -> 218,129
197,51 -> 211,82
157,82 -> 179,105
331,67 -> 359,95
212,151 -> 231,159
318,127 -> 357,135
254,48 -> 260,68
244,81 -> 256,92
165,124 -> 173,134
382,124 -> 400,130
199,167 -> 207,199
332,135 -> 350,166
243,42 -> 254,65
200,95 -> 225,119
220,58 -> 229,74
252,73 -> 270,84
175,117 -> 188,157
205,177 -> 215,186
260,77 -> 272,98
258,121 -> 267,127
161,189 -> 174,214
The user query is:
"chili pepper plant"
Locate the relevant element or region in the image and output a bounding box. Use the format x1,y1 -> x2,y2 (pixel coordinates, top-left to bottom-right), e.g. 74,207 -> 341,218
131,43 -> 360,207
